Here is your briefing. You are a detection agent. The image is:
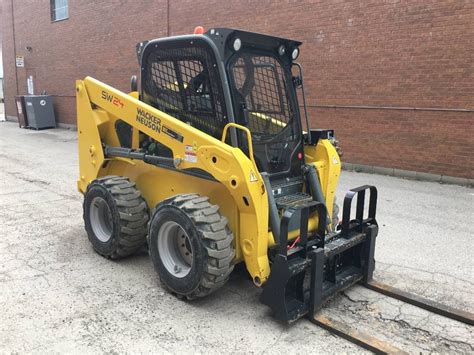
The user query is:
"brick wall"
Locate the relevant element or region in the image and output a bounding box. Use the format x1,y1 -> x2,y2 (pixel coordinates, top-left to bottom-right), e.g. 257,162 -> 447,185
1,0 -> 473,178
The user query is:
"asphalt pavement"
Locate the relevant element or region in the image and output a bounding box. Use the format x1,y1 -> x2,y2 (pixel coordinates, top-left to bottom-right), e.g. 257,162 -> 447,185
0,122 -> 472,353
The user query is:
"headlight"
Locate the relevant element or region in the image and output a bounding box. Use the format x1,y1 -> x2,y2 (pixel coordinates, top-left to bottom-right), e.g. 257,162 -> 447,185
233,38 -> 242,51
292,48 -> 299,60
278,45 -> 285,56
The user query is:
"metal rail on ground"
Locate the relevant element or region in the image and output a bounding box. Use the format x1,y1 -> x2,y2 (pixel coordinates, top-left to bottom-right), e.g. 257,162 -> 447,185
311,281 -> 474,353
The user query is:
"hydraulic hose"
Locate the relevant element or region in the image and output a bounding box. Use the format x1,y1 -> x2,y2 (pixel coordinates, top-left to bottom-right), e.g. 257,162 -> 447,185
261,172 -> 280,243
305,164 -> 331,228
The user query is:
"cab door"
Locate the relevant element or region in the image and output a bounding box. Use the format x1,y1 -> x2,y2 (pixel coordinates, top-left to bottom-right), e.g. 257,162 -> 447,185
228,51 -> 305,181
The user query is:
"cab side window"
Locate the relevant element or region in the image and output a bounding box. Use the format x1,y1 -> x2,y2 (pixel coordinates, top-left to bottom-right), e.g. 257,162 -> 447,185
142,40 -> 228,140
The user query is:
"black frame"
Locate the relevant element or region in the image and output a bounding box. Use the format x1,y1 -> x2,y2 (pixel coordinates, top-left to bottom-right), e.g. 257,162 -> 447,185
138,29 -> 304,167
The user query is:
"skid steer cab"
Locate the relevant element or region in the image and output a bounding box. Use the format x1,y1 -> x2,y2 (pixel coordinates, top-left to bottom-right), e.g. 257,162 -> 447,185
76,27 -> 379,322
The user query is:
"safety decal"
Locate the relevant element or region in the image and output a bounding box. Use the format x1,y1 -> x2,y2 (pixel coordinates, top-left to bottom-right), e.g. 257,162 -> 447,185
332,156 -> 339,165
250,170 -> 258,182
162,125 -> 184,142
184,145 -> 197,163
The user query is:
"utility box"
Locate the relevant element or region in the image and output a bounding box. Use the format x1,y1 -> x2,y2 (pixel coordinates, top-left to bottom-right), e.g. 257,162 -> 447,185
23,95 -> 56,129
15,96 -> 28,128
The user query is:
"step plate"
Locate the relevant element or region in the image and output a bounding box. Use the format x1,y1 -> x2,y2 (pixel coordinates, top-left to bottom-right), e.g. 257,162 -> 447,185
275,192 -> 313,208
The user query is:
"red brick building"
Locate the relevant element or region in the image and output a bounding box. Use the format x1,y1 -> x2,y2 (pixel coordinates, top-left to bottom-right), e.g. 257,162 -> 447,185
1,1 -> 473,180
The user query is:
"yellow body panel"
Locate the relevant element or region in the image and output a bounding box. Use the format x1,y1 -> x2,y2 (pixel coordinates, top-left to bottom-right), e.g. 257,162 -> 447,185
77,77 -> 340,285
304,140 -> 341,229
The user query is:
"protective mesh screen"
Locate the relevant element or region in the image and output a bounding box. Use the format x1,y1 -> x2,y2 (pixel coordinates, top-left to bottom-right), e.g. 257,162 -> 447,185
143,42 -> 228,139
229,52 -> 300,176
231,55 -> 294,138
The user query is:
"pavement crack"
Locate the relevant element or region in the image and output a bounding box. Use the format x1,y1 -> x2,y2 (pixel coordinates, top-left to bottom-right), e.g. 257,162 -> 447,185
377,261 -> 474,287
4,171 -> 50,186
376,311 -> 473,352
340,291 -> 372,314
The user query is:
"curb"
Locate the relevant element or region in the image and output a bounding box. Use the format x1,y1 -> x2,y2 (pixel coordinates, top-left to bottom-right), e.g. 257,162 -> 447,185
5,115 -> 77,130
343,163 -> 473,187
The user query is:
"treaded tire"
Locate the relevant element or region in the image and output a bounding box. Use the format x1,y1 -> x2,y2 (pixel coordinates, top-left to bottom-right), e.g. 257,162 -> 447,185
149,194 -> 235,299
83,176 -> 149,259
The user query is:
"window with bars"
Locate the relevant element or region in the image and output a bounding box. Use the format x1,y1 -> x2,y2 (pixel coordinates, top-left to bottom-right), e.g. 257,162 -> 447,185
142,42 -> 228,140
51,0 -> 68,21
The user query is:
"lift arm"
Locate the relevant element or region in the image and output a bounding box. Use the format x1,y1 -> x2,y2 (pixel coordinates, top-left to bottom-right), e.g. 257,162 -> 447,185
76,76 -> 270,284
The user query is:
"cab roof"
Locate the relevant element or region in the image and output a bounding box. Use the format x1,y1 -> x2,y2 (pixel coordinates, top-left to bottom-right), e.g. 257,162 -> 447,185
204,28 -> 302,61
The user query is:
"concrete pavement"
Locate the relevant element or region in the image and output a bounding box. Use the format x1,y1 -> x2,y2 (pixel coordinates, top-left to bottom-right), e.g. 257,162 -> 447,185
0,121 -> 472,353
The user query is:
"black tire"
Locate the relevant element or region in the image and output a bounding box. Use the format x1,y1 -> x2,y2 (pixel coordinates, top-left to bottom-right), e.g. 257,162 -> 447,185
83,176 -> 149,259
149,194 -> 235,299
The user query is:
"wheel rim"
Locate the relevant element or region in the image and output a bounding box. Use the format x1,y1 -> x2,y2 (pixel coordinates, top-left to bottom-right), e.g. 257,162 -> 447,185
157,221 -> 193,278
90,196 -> 113,242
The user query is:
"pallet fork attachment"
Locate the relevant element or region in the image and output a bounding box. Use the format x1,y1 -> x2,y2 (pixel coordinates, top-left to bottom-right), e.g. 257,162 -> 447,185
261,183 -> 474,352
261,185 -> 378,323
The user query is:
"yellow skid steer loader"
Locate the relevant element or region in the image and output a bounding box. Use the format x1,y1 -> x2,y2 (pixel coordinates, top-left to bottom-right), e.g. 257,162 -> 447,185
77,27 -> 378,322
77,28 -> 472,339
